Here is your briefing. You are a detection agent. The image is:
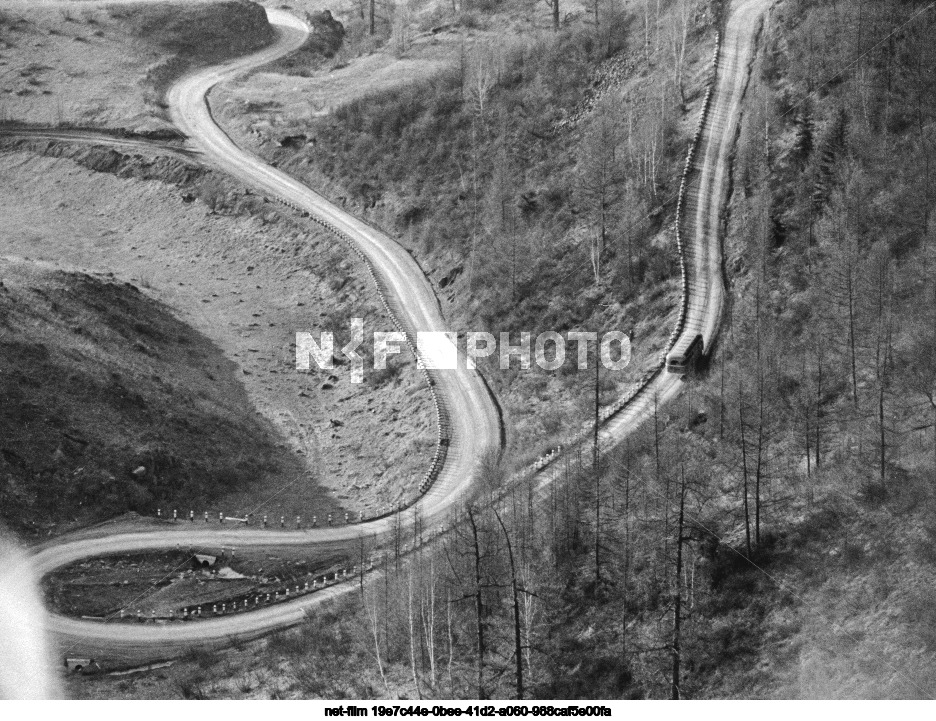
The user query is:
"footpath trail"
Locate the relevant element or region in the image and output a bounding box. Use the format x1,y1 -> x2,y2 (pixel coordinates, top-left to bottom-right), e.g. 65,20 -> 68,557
20,0 -> 772,666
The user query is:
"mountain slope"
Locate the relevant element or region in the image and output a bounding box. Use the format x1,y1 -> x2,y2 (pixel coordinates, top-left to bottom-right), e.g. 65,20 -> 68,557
0,259 -> 291,537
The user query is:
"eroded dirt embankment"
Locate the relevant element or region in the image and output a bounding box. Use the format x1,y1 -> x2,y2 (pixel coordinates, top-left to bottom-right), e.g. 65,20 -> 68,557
0,258 -> 295,538
0,141 -> 435,534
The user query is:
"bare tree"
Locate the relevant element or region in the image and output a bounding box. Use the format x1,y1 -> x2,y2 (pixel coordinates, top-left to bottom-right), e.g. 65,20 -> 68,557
420,549 -> 438,690
541,0 -> 559,32
466,505 -> 487,699
493,506 -> 524,699
671,466 -> 687,700
465,44 -> 497,291
392,1 -> 412,57
364,581 -> 392,696
577,108 -> 624,285
738,376 -> 752,557
407,565 -> 422,698
869,246 -> 895,484
670,0 -> 691,105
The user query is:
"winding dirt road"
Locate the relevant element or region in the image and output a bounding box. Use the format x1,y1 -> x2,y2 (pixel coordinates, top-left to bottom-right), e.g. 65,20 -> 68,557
29,5 -> 502,665
597,0 -> 771,450
21,0 -> 771,667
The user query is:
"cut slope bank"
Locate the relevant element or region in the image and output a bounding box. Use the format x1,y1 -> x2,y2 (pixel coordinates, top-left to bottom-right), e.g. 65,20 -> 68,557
0,143 -> 435,527
0,259 -> 291,538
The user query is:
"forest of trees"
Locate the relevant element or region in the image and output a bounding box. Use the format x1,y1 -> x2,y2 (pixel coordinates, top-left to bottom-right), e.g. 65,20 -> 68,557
239,0 -> 936,700
256,0 -> 717,474
289,0 -> 696,330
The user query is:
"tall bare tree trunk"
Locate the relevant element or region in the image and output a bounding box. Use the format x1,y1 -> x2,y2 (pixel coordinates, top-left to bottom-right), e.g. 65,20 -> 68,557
847,261 -> 860,410
815,332 -> 824,469
422,552 -> 437,688
365,585 -> 392,696
802,351 -> 811,479
467,507 -> 486,699
739,379 -> 752,557
594,356 -> 602,584
408,568 -> 422,699
621,443 -> 631,661
446,586 -> 455,694
671,470 -> 686,700
494,508 -> 524,700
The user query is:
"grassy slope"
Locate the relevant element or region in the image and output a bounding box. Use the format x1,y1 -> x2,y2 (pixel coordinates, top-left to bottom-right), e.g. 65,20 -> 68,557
0,259 -> 288,539
214,0 -> 720,471
0,1 -> 273,130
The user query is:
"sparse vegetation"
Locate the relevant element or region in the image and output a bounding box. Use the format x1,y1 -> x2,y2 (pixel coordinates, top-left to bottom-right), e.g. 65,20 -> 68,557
0,1 -> 274,130
184,0 -> 936,700
291,13 -> 674,334
2,0 -> 933,703
0,262 -> 287,537
267,10 -> 347,76
219,0 -> 708,472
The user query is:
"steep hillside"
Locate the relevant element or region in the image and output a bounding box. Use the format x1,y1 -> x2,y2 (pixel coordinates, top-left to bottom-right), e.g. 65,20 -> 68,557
0,0 -> 273,131
0,259 -> 290,538
693,0 -> 936,696
0,139 -> 436,531
115,0 -> 936,701
214,0 -> 720,471
26,0 -> 936,702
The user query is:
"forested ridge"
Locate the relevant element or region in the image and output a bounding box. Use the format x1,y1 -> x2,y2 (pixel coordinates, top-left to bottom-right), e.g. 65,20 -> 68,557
61,0 -> 936,700
231,0 -> 719,471
204,0 -> 936,700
